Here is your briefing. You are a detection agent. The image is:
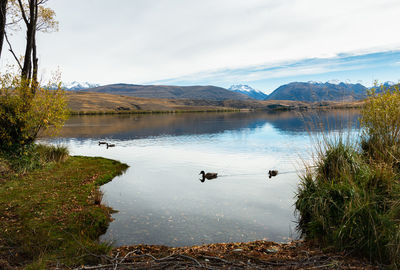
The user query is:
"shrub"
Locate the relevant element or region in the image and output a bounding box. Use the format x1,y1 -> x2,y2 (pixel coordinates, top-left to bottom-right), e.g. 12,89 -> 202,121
296,84 -> 400,267
360,84 -> 400,165
0,72 -> 69,153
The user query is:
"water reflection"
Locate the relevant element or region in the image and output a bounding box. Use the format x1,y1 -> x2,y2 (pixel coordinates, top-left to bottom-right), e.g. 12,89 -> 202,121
54,110 -> 360,140
42,110 -> 360,247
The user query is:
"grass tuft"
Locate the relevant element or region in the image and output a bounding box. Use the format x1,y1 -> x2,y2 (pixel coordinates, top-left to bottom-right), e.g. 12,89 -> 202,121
36,143 -> 69,163
296,126 -> 400,267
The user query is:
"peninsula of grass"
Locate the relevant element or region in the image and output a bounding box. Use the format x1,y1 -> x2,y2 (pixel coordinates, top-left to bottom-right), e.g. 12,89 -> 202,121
0,154 -> 128,269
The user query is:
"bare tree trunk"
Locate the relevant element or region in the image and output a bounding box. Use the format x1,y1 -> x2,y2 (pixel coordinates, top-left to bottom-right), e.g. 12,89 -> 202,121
32,2 -> 38,89
32,34 -> 38,91
20,0 -> 36,82
0,0 -> 7,61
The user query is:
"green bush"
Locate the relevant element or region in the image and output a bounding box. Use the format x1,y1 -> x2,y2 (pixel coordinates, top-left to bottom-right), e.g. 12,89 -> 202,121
296,84 -> 400,267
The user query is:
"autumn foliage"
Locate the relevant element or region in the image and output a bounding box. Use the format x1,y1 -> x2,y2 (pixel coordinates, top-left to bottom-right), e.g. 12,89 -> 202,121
0,71 -> 68,152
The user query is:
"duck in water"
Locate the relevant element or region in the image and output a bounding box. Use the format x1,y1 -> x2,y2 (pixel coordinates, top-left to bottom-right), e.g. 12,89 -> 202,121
199,171 -> 218,182
98,141 -> 107,145
268,170 -> 278,178
106,143 -> 116,149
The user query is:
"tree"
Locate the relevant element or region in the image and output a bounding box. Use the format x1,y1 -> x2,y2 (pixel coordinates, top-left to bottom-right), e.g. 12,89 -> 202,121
0,0 -> 7,60
0,0 -> 67,153
6,0 -> 58,88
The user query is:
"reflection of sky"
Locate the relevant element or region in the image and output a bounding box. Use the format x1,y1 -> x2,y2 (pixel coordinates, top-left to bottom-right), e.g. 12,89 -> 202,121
43,112 -> 359,246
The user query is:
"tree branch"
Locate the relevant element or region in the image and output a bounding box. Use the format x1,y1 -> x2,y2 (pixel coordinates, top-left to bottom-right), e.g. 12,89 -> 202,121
4,31 -> 22,70
17,0 -> 28,25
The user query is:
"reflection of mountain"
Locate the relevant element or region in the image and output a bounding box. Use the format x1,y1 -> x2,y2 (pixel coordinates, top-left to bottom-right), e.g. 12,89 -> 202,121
54,110 -> 360,140
267,110 -> 360,134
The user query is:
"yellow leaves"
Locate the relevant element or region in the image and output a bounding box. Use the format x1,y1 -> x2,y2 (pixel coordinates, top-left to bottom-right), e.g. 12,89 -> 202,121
37,6 -> 59,33
7,0 -> 58,33
0,72 -> 68,148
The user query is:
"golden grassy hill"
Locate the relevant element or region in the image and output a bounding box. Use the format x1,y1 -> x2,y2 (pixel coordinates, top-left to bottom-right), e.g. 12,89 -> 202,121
66,91 -> 363,114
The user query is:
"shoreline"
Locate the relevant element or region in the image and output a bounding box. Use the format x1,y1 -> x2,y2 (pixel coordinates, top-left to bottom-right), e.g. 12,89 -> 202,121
68,105 -> 362,116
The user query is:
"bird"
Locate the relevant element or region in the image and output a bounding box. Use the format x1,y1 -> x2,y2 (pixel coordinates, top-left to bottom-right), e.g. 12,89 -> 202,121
268,170 -> 278,178
199,171 -> 218,181
106,143 -> 115,148
98,141 -> 107,145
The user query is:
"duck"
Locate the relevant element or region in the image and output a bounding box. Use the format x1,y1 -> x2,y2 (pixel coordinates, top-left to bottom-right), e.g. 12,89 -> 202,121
98,141 -> 107,145
199,171 -> 218,181
106,143 -> 116,148
268,170 -> 278,178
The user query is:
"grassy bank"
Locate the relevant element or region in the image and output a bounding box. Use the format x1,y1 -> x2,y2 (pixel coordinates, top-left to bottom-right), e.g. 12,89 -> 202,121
0,154 -> 128,269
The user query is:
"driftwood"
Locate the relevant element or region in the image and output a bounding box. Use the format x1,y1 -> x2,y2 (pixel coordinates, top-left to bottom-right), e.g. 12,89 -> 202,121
73,241 -> 381,270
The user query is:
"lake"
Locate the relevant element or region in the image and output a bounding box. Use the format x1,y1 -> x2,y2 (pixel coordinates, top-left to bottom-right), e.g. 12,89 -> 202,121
42,110 -> 360,247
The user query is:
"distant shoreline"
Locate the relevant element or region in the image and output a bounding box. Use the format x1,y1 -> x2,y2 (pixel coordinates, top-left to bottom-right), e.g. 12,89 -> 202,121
67,91 -> 364,115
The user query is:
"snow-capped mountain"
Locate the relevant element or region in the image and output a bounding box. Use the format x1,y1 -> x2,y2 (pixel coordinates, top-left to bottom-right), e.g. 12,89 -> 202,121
63,81 -> 100,90
228,84 -> 268,100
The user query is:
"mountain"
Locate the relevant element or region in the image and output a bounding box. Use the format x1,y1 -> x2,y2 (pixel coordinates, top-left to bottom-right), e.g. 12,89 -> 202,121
80,83 -> 251,101
228,84 -> 269,100
266,81 -> 367,102
63,81 -> 100,90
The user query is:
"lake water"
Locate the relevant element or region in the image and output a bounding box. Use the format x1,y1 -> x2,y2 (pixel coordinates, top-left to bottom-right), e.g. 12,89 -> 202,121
42,110 -> 360,247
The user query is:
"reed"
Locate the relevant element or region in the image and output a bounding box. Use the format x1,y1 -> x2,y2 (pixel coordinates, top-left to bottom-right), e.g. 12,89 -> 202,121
296,84 -> 400,267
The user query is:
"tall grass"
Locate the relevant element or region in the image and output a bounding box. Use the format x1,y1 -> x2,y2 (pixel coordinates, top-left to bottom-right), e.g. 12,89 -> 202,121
0,143 -> 69,174
36,143 -> 69,163
296,85 -> 400,267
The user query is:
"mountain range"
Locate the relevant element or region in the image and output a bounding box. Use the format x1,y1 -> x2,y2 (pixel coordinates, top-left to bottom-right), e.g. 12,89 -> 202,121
266,81 -> 367,102
65,81 -> 394,102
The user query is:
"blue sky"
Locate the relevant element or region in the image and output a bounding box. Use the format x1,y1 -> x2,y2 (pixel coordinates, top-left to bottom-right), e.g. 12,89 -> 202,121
2,0 -> 400,92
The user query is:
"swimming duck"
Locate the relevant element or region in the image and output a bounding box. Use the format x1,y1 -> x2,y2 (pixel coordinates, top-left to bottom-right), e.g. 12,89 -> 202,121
268,170 -> 278,178
199,171 -> 218,181
106,143 -> 116,148
98,141 -> 107,145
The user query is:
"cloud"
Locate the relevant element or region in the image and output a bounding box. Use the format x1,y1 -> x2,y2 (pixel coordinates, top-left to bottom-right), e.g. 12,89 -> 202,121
2,0 -> 400,86
150,51 -> 400,91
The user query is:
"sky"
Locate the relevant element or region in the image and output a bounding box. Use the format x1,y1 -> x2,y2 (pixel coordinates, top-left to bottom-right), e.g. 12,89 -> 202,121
2,0 -> 400,93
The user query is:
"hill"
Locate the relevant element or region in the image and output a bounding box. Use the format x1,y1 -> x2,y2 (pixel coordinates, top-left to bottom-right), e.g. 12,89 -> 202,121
80,84 -> 251,101
267,82 -> 367,102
